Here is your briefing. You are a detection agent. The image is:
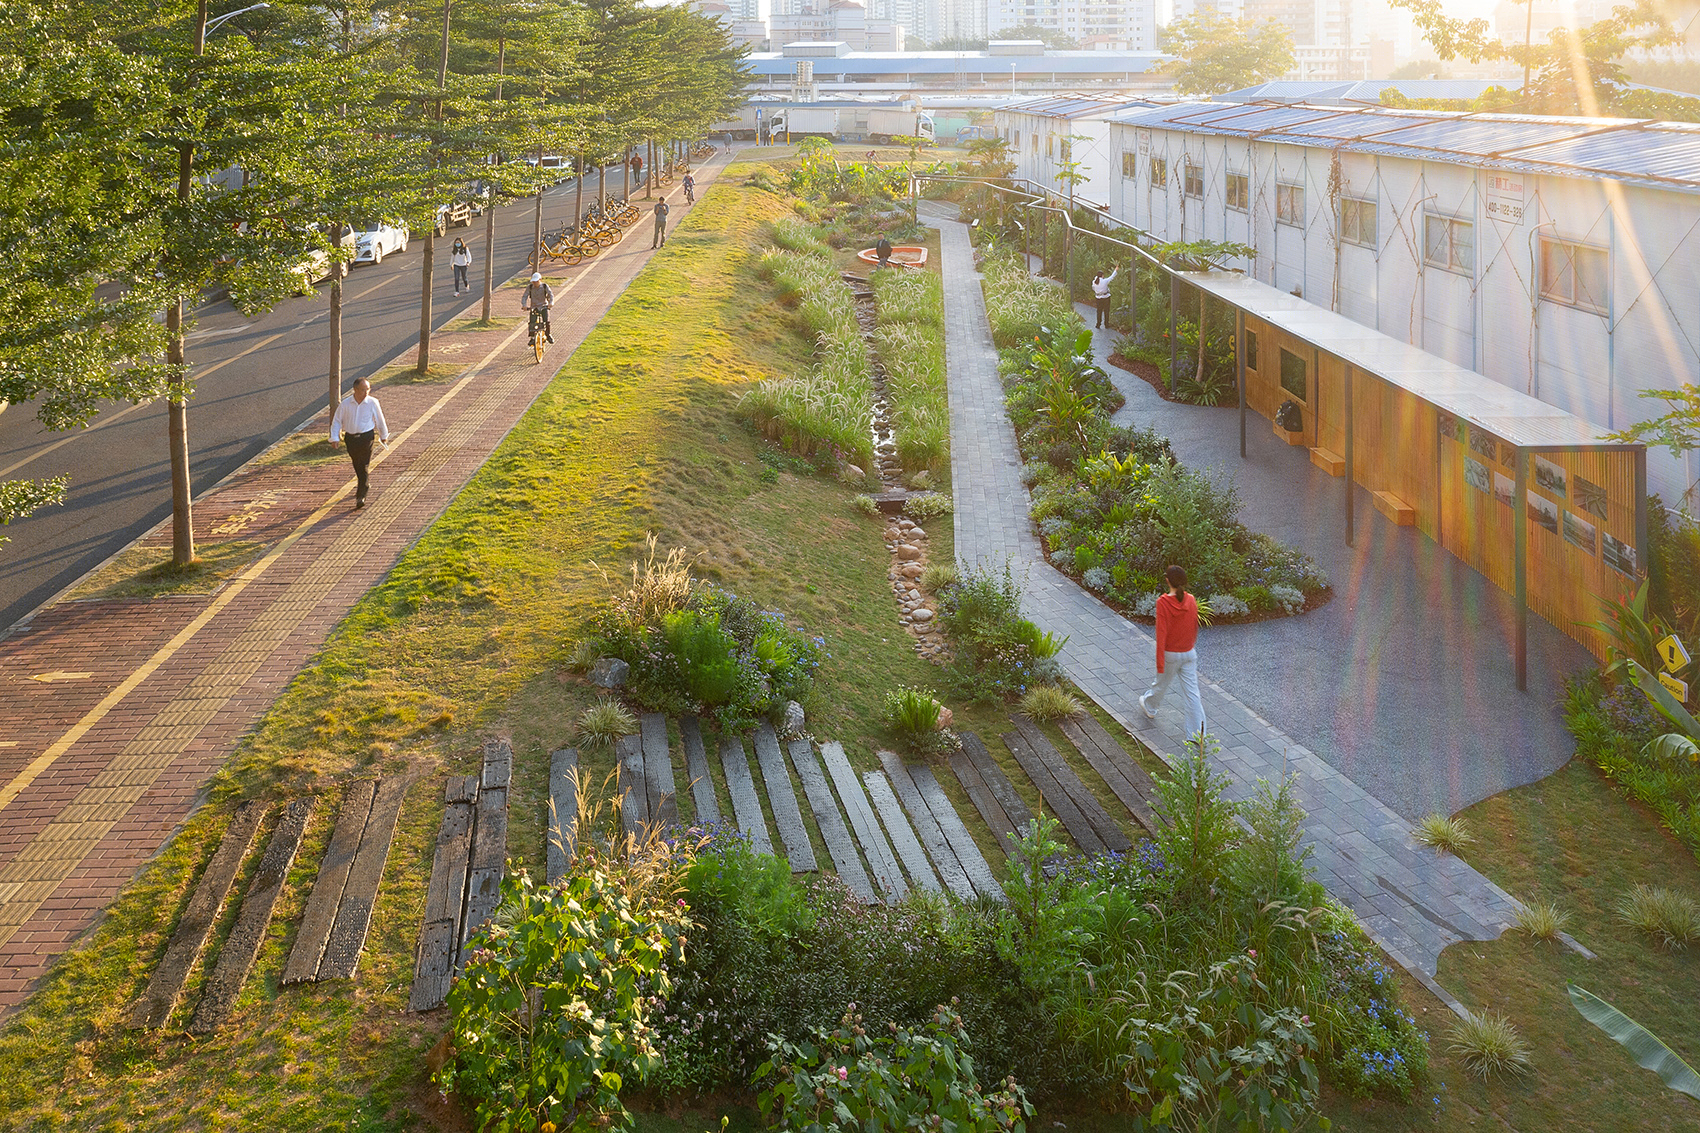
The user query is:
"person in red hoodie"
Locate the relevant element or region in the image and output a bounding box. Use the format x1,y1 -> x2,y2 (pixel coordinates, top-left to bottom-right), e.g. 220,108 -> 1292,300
1140,565 -> 1206,739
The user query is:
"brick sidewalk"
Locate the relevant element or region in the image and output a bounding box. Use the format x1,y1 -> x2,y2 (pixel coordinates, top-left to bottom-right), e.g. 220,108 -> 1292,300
0,151 -> 735,1014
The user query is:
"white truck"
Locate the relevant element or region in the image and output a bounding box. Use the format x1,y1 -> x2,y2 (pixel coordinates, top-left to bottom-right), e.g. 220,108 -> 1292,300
846,107 -> 936,145
717,105 -> 936,144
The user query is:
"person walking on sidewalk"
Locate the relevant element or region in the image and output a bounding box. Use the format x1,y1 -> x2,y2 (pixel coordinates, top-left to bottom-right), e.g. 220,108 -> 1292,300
329,378 -> 390,510
630,152 -> 643,186
652,199 -> 670,248
682,172 -> 695,203
1091,265 -> 1118,329
450,237 -> 472,296
1140,564 -> 1206,740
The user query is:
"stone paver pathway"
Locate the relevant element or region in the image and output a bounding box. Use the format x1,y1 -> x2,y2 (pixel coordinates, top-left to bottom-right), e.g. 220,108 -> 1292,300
937,218 -> 1538,994
0,150 -> 733,1015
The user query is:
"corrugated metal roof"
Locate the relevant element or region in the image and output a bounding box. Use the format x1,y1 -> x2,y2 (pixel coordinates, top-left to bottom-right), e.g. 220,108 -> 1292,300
999,95 -> 1154,119
1108,101 -> 1700,193
743,50 -> 1167,77
1182,272 -> 1621,448
1215,79 -> 1512,104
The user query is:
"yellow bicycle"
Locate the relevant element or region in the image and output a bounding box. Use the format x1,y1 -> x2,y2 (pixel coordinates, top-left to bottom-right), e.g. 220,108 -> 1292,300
529,308 -> 548,364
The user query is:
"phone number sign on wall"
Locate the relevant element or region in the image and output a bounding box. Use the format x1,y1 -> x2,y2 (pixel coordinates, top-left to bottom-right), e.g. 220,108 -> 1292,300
1486,174 -> 1525,224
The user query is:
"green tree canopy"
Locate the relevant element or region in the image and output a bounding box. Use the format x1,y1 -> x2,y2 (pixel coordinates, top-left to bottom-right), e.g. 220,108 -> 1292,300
1163,14 -> 1294,97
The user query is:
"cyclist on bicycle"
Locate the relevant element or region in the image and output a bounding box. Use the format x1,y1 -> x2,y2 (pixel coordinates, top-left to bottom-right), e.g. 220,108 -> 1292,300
522,271 -> 555,345
683,172 -> 695,204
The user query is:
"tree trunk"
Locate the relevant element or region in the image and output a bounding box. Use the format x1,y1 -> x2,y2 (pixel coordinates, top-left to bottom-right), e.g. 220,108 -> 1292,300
599,159 -> 605,212
482,203 -> 495,322
417,230 -> 434,374
623,145 -> 630,201
1196,290 -> 1206,385
645,138 -> 653,200
533,185 -> 543,269
164,295 -> 195,568
576,150 -> 585,229
328,237 -> 344,413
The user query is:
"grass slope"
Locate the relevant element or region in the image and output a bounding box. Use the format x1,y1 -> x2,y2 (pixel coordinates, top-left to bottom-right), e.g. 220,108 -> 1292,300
0,157 -> 1082,1132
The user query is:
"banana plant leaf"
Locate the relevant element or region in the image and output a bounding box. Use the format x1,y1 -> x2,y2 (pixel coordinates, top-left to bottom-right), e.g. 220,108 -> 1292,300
1625,659 -> 1700,741
1567,983 -> 1700,1101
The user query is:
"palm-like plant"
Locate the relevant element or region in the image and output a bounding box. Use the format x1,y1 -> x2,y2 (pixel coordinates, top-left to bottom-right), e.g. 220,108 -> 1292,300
1568,984 -> 1700,1101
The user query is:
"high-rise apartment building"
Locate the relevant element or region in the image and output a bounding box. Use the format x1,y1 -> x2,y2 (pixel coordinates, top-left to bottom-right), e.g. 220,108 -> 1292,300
989,0 -> 1157,50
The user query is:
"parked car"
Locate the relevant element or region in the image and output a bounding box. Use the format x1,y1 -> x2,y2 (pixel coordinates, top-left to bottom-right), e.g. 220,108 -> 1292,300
292,226 -> 356,291
524,154 -> 572,182
353,221 -> 409,265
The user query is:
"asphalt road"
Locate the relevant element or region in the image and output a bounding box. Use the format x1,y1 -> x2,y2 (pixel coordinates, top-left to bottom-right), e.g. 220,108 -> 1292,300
0,169 -> 639,633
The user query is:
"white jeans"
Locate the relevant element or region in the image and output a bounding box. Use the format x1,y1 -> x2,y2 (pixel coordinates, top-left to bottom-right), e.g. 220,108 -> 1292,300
1144,648 -> 1206,740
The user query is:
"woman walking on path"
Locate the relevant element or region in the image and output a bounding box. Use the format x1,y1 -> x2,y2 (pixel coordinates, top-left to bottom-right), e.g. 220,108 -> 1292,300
1140,564 -> 1206,739
1091,265 -> 1118,328
450,237 -> 472,296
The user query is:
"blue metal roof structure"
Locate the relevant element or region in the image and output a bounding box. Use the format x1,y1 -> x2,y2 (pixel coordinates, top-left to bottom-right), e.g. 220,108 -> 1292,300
742,50 -> 1168,79
1110,101 -> 1700,194
999,94 -> 1156,119
1215,79 -> 1514,105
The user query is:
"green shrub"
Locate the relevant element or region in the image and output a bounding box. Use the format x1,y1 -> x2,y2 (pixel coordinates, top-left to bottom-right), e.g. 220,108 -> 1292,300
1565,672 -> 1700,858
1413,813 -> 1475,855
884,684 -> 943,734
756,1004 -> 1034,1133
904,490 -> 954,521
919,562 -> 958,591
577,699 -> 638,748
1018,685 -> 1083,722
1617,884 -> 1700,950
441,869 -> 684,1133
1513,900 -> 1570,941
771,215 -> 832,258
1446,1012 -> 1533,1080
980,246 -> 1085,349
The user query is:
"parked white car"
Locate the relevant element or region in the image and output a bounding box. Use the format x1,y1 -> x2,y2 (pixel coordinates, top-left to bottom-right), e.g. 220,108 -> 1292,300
292,226 -> 356,291
353,221 -> 409,264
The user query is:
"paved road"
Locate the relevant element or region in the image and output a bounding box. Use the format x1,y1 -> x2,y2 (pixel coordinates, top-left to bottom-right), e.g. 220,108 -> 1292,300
0,167 -> 648,633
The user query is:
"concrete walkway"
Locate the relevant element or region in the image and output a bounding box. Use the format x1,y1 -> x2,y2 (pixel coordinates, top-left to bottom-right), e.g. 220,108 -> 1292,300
938,217 -> 1537,989
1078,316 -> 1591,821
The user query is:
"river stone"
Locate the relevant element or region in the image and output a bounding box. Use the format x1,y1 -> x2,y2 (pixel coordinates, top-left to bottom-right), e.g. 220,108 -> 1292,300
912,608 -> 935,623
782,700 -> 806,736
590,658 -> 629,688
936,707 -> 953,729
909,526 -> 926,539
897,544 -> 922,561
901,563 -> 924,578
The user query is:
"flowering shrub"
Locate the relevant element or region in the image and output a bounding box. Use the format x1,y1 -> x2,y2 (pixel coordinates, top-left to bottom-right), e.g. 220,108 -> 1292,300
934,563 -> 1066,701
755,1003 -> 1035,1133
441,869 -> 687,1133
595,584 -> 824,733
1318,932 -> 1431,1102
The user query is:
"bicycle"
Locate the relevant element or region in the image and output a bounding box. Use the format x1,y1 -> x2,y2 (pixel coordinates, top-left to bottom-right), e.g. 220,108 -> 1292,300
528,307 -> 549,363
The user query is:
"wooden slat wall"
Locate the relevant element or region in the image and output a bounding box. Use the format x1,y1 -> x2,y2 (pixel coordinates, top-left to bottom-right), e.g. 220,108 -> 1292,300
1239,319 -> 1635,662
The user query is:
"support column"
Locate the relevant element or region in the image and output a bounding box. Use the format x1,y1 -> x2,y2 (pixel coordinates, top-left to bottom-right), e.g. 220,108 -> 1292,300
1168,274 -> 1179,392
1237,308 -> 1246,459
1344,362 -> 1355,548
1514,449 -> 1529,692
1634,446 -> 1649,583
1022,202 -> 1030,269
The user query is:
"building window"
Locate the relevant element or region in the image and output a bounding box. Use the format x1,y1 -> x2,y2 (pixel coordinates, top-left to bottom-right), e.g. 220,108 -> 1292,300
1246,329 -> 1258,371
1340,197 -> 1376,246
1121,151 -> 1136,178
1424,214 -> 1474,273
1279,348 -> 1306,400
1184,159 -> 1203,198
1149,155 -> 1166,188
1226,171 -> 1248,212
1541,238 -> 1607,313
1276,182 -> 1304,227
1059,136 -> 1071,161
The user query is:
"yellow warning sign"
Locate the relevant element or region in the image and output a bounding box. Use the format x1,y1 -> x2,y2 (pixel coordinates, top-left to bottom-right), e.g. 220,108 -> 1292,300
1658,671 -> 1690,704
1657,634 -> 1692,675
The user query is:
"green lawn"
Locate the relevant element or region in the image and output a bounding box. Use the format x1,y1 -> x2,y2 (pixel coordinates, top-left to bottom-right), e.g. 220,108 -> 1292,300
0,150 -> 1126,1132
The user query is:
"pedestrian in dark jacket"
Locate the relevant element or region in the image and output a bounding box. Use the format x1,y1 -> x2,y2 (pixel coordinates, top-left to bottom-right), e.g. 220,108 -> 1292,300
652,200 -> 670,247
875,235 -> 892,269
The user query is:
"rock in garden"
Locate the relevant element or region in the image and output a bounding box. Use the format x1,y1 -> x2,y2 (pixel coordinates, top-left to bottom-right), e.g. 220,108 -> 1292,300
782,700 -> 806,736
901,563 -> 924,578
936,707 -> 953,729
909,526 -> 925,539
912,608 -> 934,622
589,658 -> 629,688
897,544 -> 922,561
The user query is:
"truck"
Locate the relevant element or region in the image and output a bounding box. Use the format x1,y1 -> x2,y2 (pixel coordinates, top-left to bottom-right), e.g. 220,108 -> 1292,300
768,107 -> 935,145
710,105 -> 772,141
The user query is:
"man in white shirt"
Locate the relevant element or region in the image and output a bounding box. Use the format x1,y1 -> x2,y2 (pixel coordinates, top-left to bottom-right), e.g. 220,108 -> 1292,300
329,378 -> 391,508
1091,266 -> 1119,329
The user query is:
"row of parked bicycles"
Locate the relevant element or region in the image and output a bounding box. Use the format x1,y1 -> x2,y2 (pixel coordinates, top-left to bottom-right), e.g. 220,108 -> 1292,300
527,196 -> 642,268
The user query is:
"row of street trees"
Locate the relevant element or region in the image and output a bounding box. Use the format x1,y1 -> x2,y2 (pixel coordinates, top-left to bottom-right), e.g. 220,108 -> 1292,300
0,0 -> 746,565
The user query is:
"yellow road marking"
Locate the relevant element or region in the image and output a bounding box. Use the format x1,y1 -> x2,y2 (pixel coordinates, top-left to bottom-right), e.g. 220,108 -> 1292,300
28,672 -> 92,683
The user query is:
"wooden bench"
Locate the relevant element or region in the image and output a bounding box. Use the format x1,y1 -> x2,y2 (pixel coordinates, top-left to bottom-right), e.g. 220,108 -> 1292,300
1373,490 -> 1415,526
1309,446 -> 1345,477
